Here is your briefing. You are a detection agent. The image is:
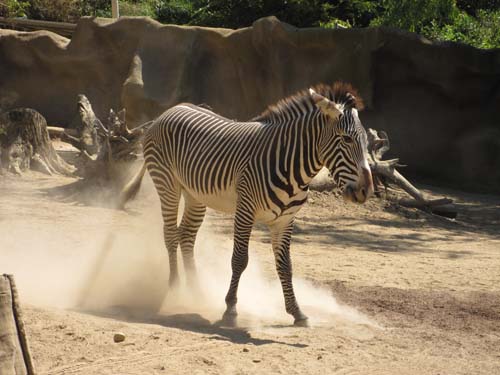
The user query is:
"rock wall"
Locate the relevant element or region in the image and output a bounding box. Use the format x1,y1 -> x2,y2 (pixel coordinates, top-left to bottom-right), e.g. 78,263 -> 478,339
1,17 -> 499,192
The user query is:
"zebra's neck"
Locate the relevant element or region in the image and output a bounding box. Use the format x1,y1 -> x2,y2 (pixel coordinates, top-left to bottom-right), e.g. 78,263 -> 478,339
263,109 -> 325,191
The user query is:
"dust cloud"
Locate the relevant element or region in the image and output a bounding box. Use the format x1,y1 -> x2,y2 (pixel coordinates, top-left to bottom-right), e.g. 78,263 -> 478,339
0,175 -> 375,329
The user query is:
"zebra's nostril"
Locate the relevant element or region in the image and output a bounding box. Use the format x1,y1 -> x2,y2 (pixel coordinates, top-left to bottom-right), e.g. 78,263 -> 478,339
361,188 -> 366,197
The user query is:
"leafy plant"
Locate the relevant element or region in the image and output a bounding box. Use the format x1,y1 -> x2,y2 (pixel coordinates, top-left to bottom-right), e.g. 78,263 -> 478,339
320,18 -> 351,29
154,0 -> 194,24
119,0 -> 156,18
77,0 -> 112,18
370,0 -> 458,33
0,0 -> 29,18
27,0 -> 81,22
370,0 -> 499,49
425,9 -> 500,48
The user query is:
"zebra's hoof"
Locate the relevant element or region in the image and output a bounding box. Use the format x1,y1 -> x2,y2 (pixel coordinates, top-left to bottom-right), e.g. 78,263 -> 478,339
294,317 -> 309,327
221,316 -> 238,327
219,311 -> 238,327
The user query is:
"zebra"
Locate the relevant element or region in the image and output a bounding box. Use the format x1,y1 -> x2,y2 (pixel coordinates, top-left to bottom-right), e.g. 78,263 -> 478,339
120,82 -> 374,326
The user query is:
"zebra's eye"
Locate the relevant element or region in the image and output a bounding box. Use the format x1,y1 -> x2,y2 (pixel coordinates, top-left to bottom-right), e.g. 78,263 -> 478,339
342,135 -> 354,144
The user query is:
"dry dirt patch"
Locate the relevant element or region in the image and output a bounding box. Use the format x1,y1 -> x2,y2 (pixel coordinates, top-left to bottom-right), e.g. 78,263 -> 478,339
0,172 -> 499,374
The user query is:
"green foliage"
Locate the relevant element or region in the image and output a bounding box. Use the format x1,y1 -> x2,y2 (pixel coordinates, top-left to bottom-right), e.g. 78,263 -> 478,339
6,0 -> 498,49
180,0 -> 378,29
320,0 -> 379,27
0,0 -> 29,17
188,0 -> 289,29
27,0 -> 114,22
78,0 -> 112,18
319,18 -> 351,29
370,0 -> 458,33
154,0 -> 194,24
119,0 -> 156,18
456,0 -> 500,15
370,0 -> 500,49
425,9 -> 500,48
27,0 -> 82,22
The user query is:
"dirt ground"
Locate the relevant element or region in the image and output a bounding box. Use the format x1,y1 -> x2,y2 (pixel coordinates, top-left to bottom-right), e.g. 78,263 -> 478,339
0,170 -> 499,375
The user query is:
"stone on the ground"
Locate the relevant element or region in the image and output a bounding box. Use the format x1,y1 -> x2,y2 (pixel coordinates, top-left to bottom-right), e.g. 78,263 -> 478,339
113,332 -> 126,343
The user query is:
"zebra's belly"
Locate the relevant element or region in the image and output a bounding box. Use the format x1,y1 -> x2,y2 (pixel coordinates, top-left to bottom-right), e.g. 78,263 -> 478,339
182,186 -> 239,214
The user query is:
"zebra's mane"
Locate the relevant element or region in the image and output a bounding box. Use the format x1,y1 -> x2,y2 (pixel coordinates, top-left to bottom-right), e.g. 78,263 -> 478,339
254,82 -> 364,122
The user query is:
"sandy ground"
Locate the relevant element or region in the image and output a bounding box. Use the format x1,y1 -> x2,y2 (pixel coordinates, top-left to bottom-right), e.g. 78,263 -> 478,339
0,170 -> 499,374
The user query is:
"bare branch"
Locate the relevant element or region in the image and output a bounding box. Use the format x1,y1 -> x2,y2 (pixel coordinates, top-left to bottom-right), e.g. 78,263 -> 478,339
366,127 -> 456,218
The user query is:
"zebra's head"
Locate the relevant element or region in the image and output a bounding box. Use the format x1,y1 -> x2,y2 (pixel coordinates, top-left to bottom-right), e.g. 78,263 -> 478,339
309,85 -> 374,203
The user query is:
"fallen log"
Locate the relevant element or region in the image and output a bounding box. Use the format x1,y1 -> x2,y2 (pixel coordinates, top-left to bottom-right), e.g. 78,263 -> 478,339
398,198 -> 453,208
310,128 -> 457,219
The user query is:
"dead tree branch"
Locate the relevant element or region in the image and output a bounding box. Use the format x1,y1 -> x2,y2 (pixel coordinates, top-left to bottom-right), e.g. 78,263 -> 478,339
367,128 -> 456,218
51,101 -> 144,206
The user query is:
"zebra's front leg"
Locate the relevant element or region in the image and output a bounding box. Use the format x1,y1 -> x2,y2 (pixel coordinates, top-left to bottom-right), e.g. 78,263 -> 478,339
221,209 -> 254,326
270,220 -> 308,326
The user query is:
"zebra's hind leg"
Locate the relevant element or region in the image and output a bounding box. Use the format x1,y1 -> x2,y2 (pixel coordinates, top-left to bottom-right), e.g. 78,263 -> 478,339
179,194 -> 206,293
221,206 -> 254,327
270,220 -> 309,327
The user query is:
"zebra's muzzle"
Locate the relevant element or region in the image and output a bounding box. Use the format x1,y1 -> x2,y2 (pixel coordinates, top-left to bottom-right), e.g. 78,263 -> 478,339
343,167 -> 373,204
343,184 -> 360,203
343,185 -> 368,203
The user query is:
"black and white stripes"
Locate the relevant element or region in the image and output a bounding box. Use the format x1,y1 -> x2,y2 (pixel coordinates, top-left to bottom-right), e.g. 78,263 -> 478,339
133,82 -> 373,326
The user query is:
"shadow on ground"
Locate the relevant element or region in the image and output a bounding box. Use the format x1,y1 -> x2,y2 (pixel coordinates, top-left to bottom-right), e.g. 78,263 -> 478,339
207,186 -> 500,257
328,281 -> 500,334
77,307 -> 308,348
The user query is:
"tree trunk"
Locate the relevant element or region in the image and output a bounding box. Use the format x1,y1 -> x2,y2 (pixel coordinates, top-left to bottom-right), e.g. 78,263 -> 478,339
50,105 -> 144,207
0,108 -> 74,175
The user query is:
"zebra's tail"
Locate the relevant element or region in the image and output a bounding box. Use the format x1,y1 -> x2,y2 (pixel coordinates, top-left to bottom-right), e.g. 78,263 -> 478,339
118,162 -> 147,209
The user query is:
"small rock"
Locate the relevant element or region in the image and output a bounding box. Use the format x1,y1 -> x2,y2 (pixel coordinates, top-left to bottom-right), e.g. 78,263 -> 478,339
113,333 -> 126,343
252,359 -> 261,363
317,355 -> 323,360
242,348 -> 249,353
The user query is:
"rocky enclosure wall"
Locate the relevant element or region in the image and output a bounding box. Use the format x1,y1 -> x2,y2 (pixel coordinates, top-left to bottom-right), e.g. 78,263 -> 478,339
0,17 -> 499,191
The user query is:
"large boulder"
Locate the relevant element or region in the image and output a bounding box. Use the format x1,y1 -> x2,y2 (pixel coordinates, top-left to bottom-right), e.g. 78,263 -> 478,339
0,17 -> 499,191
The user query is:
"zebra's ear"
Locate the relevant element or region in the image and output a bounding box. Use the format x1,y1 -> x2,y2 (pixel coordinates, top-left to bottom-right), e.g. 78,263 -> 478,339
309,88 -> 343,120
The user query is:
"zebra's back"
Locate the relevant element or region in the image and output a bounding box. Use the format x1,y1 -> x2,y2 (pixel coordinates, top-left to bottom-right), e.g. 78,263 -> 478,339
144,104 -> 266,213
